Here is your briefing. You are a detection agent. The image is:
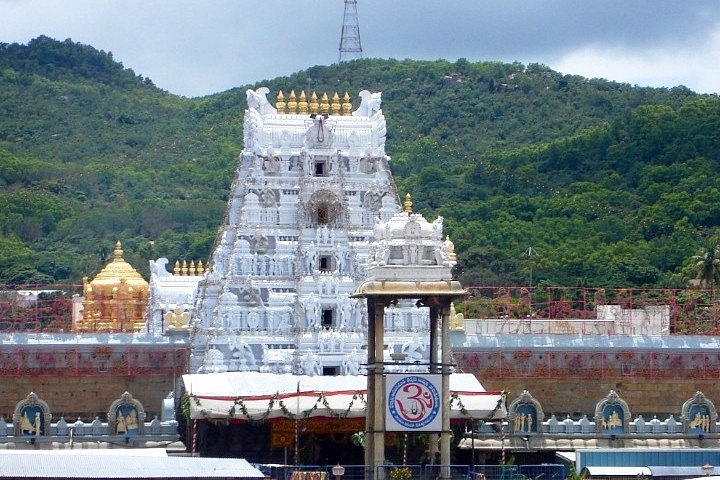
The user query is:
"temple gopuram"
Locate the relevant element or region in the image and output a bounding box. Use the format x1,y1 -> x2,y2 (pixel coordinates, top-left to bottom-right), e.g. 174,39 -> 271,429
180,87 -> 441,376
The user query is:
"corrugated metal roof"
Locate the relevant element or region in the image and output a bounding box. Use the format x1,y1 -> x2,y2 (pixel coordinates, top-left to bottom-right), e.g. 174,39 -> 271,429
576,448 -> 720,472
0,451 -> 266,478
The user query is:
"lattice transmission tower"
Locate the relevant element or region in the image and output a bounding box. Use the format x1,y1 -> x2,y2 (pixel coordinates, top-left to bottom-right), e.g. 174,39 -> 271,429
338,0 -> 363,62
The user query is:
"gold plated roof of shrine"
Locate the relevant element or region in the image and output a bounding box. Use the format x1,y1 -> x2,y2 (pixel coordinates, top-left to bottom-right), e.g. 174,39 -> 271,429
352,280 -> 466,299
89,241 -> 148,289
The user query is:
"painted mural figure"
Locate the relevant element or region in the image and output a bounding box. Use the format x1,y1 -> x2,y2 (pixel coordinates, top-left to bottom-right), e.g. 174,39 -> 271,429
116,406 -> 139,436
126,409 -> 139,432
20,412 -> 34,434
602,410 -> 622,430
690,411 -> 710,432
117,413 -> 127,434
20,407 -> 42,436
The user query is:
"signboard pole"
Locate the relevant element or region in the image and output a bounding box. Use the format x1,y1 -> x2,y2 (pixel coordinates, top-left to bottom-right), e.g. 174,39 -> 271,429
440,301 -> 451,480
365,297 -> 387,479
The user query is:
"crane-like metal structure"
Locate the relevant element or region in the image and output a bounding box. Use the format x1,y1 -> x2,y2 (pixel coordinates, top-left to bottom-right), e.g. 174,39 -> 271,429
339,0 -> 363,62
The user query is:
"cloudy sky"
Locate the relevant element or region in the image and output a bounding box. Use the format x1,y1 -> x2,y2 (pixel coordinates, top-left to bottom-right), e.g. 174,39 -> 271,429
2,0 -> 720,98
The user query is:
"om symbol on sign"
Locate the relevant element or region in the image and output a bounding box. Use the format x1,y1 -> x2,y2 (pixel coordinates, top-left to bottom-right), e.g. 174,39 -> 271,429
388,375 -> 440,429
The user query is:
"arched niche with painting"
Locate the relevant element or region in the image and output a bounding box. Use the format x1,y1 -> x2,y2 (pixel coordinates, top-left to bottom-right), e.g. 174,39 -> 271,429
507,389 -> 544,435
13,392 -> 51,436
108,391 -> 146,436
681,390 -> 717,434
594,389 -> 630,435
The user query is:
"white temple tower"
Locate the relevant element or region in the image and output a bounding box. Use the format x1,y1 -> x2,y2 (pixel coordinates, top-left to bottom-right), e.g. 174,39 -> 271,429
189,87 -> 429,375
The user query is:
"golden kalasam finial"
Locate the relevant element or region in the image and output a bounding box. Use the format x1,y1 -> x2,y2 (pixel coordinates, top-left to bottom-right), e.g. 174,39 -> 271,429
276,90 -> 286,114
298,91 -> 308,114
113,241 -> 124,260
174,260 -> 180,275
342,92 -> 352,115
404,193 -> 413,212
320,93 -> 330,115
331,92 -> 341,115
189,260 -> 196,276
197,260 -> 204,275
288,90 -> 298,114
181,260 -> 188,275
309,92 -> 319,115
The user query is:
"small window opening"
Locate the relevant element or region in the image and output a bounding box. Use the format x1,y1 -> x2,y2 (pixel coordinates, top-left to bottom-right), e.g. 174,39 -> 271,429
322,309 -> 334,327
319,255 -> 331,272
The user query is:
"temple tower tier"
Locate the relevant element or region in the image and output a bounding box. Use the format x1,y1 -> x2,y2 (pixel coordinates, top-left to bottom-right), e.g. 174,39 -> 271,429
189,88 -> 431,375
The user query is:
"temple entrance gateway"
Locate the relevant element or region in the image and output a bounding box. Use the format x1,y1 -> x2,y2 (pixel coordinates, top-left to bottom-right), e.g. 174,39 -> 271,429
352,197 -> 505,480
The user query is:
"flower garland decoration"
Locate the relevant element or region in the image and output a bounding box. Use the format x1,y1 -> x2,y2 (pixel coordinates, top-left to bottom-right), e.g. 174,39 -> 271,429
192,388 -> 507,423
449,390 -> 507,421
188,390 -> 368,421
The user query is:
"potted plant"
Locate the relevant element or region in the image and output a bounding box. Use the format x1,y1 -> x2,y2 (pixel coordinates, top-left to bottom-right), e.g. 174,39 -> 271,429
389,466 -> 412,480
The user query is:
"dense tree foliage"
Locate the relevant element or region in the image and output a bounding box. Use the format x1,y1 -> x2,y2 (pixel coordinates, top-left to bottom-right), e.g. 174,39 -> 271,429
0,37 -> 718,288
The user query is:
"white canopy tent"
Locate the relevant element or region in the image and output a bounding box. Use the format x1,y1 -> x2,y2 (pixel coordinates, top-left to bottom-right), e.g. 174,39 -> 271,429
182,372 -> 506,422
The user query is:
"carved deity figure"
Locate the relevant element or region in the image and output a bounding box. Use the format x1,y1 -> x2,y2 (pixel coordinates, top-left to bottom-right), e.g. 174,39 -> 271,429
342,348 -> 361,375
301,350 -> 323,376
247,309 -> 260,330
165,307 -> 190,332
339,294 -> 354,328
305,242 -> 317,273
304,294 -> 320,327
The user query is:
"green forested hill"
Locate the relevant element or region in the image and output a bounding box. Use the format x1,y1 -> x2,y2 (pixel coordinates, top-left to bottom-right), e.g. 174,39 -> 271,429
1,36 -> 718,288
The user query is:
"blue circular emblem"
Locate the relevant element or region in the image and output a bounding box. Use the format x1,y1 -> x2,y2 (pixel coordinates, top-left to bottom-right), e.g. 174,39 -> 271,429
388,376 -> 440,429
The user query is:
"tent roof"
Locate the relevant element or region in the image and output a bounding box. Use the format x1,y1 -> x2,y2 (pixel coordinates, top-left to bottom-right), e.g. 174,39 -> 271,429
182,372 -> 505,421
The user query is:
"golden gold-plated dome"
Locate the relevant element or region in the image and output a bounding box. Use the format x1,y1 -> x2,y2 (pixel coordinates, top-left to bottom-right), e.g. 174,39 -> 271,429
79,241 -> 149,333
89,241 -> 149,290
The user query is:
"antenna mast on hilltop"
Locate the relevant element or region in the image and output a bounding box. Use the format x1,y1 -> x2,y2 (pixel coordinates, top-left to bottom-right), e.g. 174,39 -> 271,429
339,0 -> 363,62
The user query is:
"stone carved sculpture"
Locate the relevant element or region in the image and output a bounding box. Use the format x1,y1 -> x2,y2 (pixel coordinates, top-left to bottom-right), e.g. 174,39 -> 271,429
164,307 -> 190,332
353,90 -> 382,117
246,87 -> 277,115
150,258 -> 172,277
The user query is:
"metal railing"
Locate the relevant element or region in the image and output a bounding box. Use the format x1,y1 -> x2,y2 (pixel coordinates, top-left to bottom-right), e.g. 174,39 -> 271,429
251,464 -> 566,480
464,286 -> 720,335
4,284 -> 720,335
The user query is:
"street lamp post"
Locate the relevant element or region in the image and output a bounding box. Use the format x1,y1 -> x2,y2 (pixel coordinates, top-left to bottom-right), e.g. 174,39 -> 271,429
332,463 -> 345,480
